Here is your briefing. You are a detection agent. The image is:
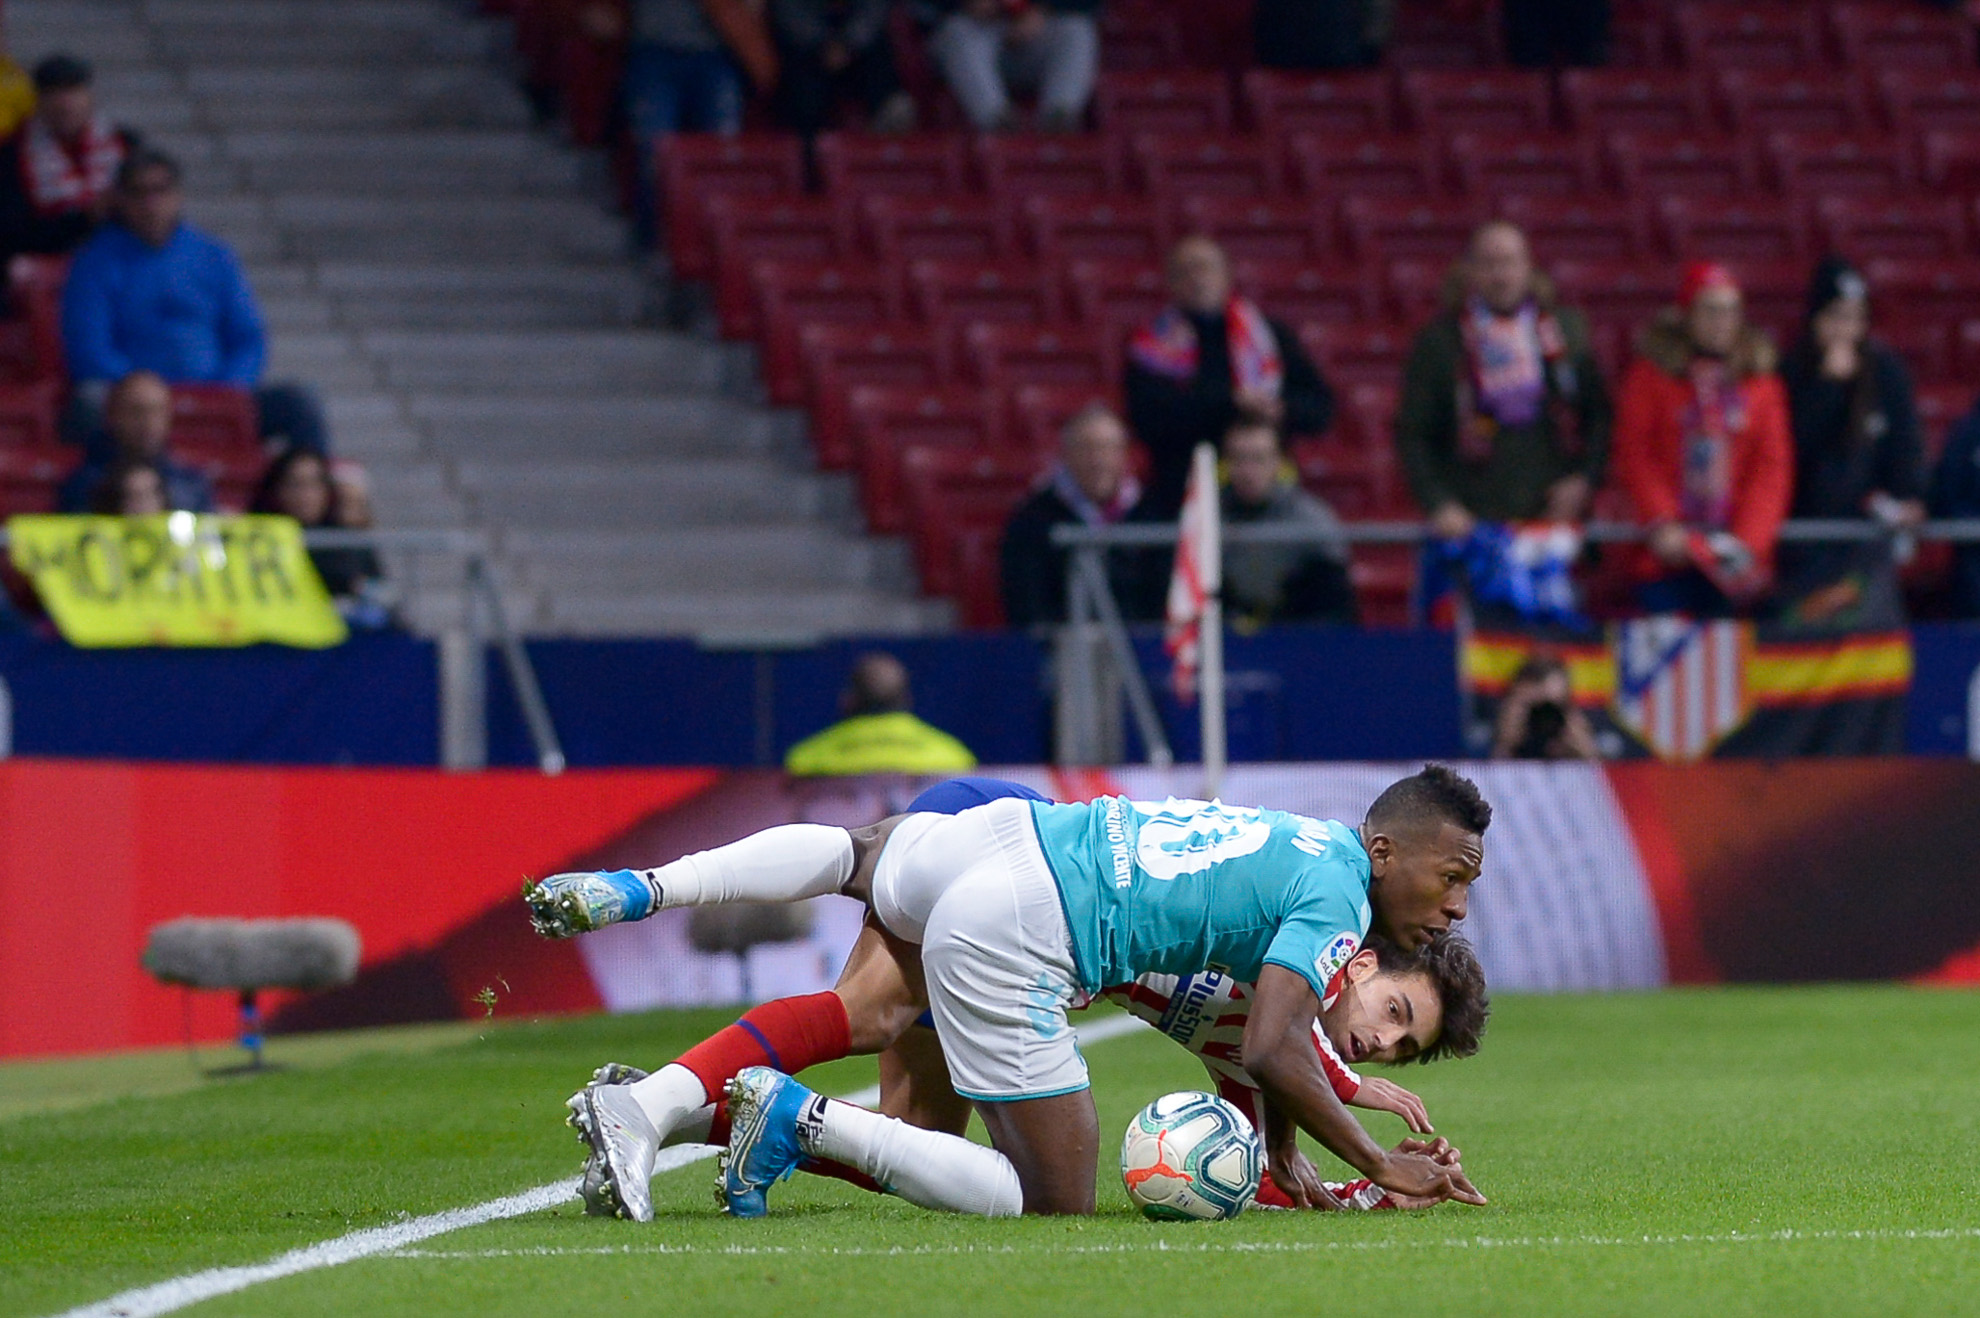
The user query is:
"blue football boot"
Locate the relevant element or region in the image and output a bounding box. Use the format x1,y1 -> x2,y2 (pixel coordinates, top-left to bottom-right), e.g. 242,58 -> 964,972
720,1066 -> 815,1218
523,869 -> 663,938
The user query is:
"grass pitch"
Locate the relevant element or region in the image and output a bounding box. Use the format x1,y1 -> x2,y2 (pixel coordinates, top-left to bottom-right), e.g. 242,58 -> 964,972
5,987 -> 1979,1318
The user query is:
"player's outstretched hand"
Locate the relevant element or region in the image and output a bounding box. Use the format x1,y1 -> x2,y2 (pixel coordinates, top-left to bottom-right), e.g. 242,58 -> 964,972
1266,1141 -> 1341,1211
1374,1150 -> 1487,1207
1353,1077 -> 1433,1134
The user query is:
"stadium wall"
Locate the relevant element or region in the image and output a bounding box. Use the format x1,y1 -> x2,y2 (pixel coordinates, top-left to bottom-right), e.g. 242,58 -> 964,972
2,625 -> 1978,765
5,759 -> 1978,1061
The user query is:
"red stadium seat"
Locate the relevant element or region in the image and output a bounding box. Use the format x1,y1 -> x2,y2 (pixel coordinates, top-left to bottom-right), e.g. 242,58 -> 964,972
1915,382 -> 1972,462
168,385 -> 259,460
1604,131 -> 1758,197
1815,197 -> 1969,263
0,379 -> 59,451
1561,70 -> 1716,135
1715,69 -> 1868,135
1241,70 -> 1395,138
973,135 -> 1125,197
900,447 -> 1038,606
1828,3 -> 1977,70
706,195 -> 856,338
1290,434 -> 1403,520
1606,12 -> 1672,69
1285,133 -> 1445,200
1723,259 -> 1812,341
0,377 -> 68,514
800,323 -> 953,469
1130,134 -> 1285,199
1064,259 -> 1172,328
1763,133 -> 1914,197
1009,382 -> 1121,457
1232,259 -> 1386,326
1341,196 -> 1490,261
1873,69 -> 1980,134
857,195 -> 1016,263
1294,321 -> 1415,390
1385,1 -> 1501,70
2,254 -> 68,384
1497,195 -> 1652,262
1381,256 -> 1455,322
846,384 -> 1004,533
658,137 -> 806,280
1021,196 -> 1169,264
754,262 -> 904,406
1551,258 -> 1680,340
814,134 -> 973,199
962,323 -> 1117,389
1170,196 -> 1337,265
905,258 -> 1063,330
1657,196 -> 1808,263
1333,381 -> 1402,452
1920,129 -> 1980,192
1673,4 -> 1827,69
1093,71 -> 1234,135
1398,70 -> 1554,135
1877,319 -> 1950,386
1447,134 -> 1603,197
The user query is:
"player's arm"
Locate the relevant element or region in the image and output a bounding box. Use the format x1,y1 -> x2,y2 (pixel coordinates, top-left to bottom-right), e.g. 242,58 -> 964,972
1244,966 -> 1484,1206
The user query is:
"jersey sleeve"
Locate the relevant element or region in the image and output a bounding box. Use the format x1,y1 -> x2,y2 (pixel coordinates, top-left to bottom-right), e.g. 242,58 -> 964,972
1260,857 -> 1367,1004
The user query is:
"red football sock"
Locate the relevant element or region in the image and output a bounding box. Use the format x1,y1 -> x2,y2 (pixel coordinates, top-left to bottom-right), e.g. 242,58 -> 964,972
1254,1172 -> 1296,1210
706,1105 -> 732,1147
800,1155 -> 885,1196
673,991 -> 852,1103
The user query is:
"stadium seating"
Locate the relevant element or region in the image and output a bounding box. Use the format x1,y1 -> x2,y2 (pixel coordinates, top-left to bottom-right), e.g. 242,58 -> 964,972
563,0 -> 1980,627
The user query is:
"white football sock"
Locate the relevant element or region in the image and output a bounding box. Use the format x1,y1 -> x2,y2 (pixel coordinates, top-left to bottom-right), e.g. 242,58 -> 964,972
646,825 -> 854,908
658,1103 -> 716,1149
797,1095 -> 1022,1217
626,1064 -> 708,1139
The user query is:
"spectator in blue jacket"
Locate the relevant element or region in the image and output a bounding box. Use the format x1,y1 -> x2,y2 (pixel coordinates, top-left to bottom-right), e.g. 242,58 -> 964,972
60,146 -> 327,455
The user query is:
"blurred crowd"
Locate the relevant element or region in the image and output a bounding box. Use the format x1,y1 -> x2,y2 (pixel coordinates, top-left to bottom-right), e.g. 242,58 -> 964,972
0,52 -> 390,626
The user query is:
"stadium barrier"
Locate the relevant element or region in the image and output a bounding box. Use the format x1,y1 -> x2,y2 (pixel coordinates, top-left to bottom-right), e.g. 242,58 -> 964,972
5,759 -> 1978,1060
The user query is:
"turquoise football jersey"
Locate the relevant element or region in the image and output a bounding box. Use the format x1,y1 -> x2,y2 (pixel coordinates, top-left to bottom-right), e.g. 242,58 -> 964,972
1030,796 -> 1373,1000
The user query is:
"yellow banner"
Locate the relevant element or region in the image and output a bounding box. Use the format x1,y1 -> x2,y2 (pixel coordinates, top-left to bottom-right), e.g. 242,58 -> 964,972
7,514 -> 348,648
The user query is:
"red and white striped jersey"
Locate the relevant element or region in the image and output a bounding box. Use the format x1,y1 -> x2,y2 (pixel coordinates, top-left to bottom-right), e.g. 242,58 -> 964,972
1099,968 -> 1363,1127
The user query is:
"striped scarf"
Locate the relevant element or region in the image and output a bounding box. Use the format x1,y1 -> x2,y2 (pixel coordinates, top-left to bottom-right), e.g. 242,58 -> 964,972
20,114 -> 123,214
1129,297 -> 1284,395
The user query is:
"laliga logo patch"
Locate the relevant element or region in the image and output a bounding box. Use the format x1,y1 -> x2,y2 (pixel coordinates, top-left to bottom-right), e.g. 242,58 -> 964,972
1314,932 -> 1360,985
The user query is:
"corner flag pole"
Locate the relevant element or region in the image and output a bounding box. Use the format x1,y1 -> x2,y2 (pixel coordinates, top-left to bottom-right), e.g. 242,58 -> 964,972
1194,443 -> 1227,799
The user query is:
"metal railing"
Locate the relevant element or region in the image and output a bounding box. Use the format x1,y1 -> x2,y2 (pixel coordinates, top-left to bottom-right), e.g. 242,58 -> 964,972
0,525 -> 565,775
1050,516 -> 1980,768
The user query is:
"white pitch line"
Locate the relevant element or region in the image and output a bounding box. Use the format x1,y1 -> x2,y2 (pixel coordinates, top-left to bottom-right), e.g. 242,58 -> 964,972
47,1014 -> 1150,1318
379,1225 -> 1980,1261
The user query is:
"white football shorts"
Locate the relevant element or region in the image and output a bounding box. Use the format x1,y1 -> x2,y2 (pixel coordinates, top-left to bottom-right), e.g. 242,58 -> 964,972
871,797 -> 1088,1102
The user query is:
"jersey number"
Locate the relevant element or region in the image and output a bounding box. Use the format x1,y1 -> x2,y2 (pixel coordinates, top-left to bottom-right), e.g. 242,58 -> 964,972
1131,799 -> 1272,880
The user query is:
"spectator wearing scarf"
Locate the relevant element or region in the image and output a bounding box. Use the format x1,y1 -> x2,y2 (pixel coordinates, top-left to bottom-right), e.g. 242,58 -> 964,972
1614,262 -> 1793,617
0,55 -> 135,262
1125,235 -> 1333,519
1777,257 -> 1925,627
1396,222 -> 1611,541
1000,402 -> 1164,626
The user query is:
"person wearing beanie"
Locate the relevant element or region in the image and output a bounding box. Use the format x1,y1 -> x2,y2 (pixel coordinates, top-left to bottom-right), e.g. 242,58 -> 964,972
0,53 -> 136,262
1777,257 -> 1925,627
1613,261 -> 1793,617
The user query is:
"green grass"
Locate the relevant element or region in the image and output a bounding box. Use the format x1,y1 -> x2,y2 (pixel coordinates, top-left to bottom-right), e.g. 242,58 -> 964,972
4,988 -> 1980,1318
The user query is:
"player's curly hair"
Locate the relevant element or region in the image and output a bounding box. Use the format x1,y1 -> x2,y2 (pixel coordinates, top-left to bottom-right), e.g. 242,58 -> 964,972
1364,764 -> 1492,839
1370,931 -> 1489,1065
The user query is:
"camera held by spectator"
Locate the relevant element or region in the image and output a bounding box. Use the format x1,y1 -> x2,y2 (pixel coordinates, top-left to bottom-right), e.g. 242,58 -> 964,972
1491,653 -> 1599,761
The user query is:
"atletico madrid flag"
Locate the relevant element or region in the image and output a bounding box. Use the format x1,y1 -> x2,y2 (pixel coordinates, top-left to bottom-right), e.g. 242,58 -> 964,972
1165,443 -> 1220,704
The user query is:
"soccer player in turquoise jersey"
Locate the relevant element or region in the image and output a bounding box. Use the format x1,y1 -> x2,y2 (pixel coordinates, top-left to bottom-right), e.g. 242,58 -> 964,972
527,766 -> 1490,1218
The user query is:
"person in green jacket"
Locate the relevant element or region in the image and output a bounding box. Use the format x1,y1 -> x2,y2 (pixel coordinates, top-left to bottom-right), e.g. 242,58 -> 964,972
783,652 -> 977,776
1395,222 -> 1612,540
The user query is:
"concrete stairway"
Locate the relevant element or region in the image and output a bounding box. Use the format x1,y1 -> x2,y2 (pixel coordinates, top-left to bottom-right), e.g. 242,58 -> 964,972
8,0 -> 952,640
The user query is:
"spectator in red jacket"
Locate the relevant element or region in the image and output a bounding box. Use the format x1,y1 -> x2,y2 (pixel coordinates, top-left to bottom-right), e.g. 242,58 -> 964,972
1614,262 -> 1793,617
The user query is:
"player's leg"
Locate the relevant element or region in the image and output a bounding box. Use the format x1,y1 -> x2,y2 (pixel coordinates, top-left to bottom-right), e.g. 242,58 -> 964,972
970,1092 -> 1099,1215
582,910 -> 926,1221
525,815 -> 909,939
877,1022 -> 972,1135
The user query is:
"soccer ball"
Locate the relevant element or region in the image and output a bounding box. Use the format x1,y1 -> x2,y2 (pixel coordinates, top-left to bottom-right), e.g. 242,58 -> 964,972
1119,1091 -> 1261,1221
